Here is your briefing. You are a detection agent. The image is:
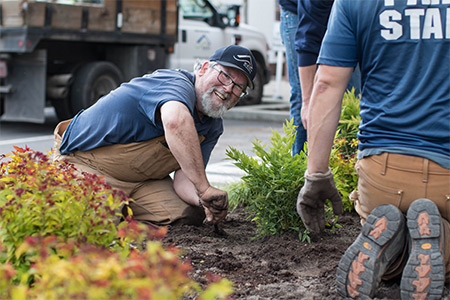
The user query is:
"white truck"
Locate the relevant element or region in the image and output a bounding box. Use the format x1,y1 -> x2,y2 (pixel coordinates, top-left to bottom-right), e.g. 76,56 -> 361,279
170,0 -> 270,106
0,0 -> 270,123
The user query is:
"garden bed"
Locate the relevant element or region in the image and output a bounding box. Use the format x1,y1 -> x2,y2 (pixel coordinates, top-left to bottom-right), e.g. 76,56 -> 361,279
164,209 -> 450,300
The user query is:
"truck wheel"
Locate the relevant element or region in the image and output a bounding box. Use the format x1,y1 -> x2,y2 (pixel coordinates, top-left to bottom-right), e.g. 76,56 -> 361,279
70,61 -> 123,115
237,61 -> 263,106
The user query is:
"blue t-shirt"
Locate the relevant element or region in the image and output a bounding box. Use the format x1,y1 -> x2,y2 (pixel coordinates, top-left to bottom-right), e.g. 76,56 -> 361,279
318,0 -> 450,167
59,69 -> 223,166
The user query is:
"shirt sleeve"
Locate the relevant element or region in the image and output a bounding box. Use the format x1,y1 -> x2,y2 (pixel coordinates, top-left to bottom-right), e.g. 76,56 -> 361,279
295,0 -> 334,67
317,0 -> 358,67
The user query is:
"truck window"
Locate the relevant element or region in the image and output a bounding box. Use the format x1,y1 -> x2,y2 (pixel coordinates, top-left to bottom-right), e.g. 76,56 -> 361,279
179,0 -> 213,20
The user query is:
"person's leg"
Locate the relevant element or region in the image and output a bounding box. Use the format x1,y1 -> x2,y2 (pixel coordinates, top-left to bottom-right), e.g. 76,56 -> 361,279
279,9 -> 306,155
129,176 -> 205,226
353,153 -> 450,281
401,198 -> 445,299
336,204 -> 406,298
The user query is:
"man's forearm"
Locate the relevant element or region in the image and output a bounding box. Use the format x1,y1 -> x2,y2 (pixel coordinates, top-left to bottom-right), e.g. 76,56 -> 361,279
307,65 -> 353,173
161,101 -> 210,195
173,169 -> 200,206
299,65 -> 317,129
299,65 -> 316,104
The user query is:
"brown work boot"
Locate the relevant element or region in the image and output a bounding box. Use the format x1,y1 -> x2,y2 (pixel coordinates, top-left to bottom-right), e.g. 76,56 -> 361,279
336,204 -> 406,299
400,198 -> 445,300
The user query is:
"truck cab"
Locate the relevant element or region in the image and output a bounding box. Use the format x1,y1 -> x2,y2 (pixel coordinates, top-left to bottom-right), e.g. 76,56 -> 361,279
169,0 -> 270,106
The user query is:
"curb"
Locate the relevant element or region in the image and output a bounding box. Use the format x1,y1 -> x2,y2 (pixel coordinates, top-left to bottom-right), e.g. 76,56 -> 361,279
224,102 -> 291,123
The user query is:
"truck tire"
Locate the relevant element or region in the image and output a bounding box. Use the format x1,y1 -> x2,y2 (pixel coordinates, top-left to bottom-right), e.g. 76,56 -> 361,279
237,61 -> 264,106
70,61 -> 123,115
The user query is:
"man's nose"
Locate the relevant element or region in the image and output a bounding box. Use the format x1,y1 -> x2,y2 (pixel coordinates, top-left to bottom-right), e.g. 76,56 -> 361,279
223,84 -> 233,95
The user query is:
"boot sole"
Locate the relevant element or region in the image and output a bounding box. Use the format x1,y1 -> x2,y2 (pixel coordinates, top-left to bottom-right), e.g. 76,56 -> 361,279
400,198 -> 444,300
336,204 -> 405,299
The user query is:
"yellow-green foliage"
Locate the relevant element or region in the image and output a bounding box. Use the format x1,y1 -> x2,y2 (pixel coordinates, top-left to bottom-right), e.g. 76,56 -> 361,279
226,120 -> 339,240
330,89 -> 361,212
0,147 -> 233,300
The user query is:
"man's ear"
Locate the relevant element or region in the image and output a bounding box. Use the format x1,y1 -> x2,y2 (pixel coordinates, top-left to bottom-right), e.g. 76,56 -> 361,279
197,61 -> 210,77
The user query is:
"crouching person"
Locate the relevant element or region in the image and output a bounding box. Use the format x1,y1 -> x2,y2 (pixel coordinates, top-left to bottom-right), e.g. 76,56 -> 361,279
53,45 -> 257,227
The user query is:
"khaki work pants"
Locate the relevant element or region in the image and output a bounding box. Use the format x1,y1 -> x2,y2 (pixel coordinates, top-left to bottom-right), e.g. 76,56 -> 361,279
353,152 -> 450,281
53,120 -> 205,226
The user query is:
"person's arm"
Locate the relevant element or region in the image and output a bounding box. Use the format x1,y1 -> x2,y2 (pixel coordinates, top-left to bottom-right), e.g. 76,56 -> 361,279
296,64 -> 352,234
298,64 -> 317,129
295,0 -> 334,129
307,65 -> 353,172
160,100 -> 227,223
160,100 -> 209,196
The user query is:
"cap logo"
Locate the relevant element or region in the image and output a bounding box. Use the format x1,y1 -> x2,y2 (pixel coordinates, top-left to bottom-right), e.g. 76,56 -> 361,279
233,55 -> 253,74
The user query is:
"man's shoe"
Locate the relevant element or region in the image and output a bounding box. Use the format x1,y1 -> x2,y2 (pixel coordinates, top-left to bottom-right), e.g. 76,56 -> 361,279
336,204 -> 406,299
400,198 -> 445,300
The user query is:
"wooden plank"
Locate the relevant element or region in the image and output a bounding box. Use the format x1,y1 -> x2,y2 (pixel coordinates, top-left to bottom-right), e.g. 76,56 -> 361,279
87,5 -> 115,31
121,0 -> 162,34
0,0 -> 177,38
166,0 -> 177,36
25,2 -> 46,27
50,3 -> 83,30
123,0 -> 161,10
1,1 -> 24,27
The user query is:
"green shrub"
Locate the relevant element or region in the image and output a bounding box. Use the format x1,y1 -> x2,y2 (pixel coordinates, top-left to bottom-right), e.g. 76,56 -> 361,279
227,120 -> 324,240
226,89 -> 362,238
330,89 -> 361,212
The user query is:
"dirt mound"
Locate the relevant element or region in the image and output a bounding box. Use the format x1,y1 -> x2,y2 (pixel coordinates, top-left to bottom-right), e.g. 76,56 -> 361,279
164,209 -> 449,300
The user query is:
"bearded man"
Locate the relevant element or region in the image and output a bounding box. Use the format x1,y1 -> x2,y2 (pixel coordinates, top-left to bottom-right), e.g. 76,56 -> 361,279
54,45 -> 256,227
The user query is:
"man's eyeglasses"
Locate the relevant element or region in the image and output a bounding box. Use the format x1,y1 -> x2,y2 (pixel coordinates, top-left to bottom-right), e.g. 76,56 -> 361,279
211,65 -> 247,98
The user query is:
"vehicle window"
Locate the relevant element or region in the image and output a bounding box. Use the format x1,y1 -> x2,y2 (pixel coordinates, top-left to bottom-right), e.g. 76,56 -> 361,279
179,0 -> 213,19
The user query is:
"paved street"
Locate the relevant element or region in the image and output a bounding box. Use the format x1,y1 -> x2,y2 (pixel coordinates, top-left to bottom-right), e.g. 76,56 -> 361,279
0,79 -> 291,187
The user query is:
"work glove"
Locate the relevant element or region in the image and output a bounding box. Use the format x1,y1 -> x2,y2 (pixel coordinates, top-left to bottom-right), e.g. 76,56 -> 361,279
297,168 -> 342,235
199,186 -> 228,224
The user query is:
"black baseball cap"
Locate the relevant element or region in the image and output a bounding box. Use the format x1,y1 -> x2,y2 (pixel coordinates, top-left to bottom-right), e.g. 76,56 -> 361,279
209,45 -> 257,89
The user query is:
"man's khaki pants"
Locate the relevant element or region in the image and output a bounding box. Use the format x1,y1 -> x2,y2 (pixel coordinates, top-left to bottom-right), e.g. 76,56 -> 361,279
53,120 -> 205,226
353,152 -> 450,281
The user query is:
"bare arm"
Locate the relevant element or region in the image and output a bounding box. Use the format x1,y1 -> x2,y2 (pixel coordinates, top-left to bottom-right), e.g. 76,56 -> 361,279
160,101 -> 210,201
307,65 -> 353,173
160,101 -> 228,223
298,64 -> 317,130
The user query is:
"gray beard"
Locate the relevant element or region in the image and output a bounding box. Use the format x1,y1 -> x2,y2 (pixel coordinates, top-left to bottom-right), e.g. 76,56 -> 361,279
201,88 -> 229,118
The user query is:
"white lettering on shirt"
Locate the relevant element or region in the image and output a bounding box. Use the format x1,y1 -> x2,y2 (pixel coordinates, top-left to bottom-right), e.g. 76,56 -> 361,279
405,9 -> 425,39
380,10 -> 403,40
380,1 -> 449,40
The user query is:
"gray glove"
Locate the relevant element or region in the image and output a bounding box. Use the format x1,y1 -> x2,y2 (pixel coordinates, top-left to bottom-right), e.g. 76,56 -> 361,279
297,168 -> 343,235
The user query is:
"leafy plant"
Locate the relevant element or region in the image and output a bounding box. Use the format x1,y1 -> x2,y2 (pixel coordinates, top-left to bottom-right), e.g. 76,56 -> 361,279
226,89 -> 361,237
227,120 -> 312,238
338,88 -> 361,142
0,147 -> 129,279
0,230 -> 233,300
330,89 -> 361,212
0,147 -> 234,300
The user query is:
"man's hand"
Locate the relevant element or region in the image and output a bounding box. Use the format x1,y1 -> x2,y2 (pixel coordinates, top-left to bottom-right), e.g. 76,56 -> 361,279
199,186 -> 228,224
297,168 -> 342,235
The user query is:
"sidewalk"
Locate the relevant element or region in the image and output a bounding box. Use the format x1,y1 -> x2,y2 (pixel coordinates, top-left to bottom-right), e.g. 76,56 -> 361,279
205,79 -> 292,187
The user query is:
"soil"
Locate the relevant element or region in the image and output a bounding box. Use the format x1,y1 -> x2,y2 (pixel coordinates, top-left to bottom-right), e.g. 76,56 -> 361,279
164,209 -> 450,300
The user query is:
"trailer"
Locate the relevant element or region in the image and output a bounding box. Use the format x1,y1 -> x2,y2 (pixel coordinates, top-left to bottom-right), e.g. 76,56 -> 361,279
0,0 -> 178,123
